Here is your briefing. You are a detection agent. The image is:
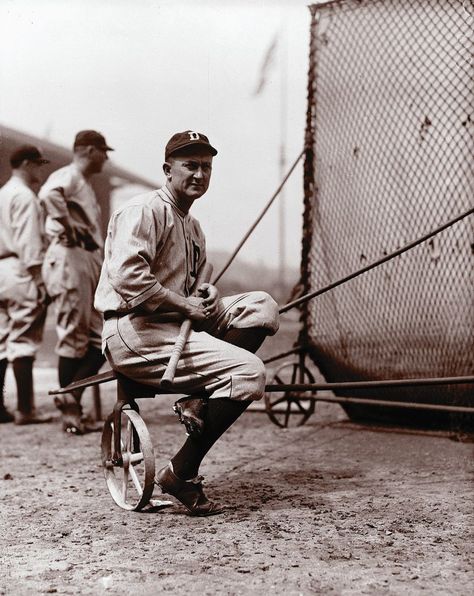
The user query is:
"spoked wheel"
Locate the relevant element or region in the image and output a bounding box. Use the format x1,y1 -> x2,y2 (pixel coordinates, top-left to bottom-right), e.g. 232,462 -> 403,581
264,360 -> 316,428
101,408 -> 155,511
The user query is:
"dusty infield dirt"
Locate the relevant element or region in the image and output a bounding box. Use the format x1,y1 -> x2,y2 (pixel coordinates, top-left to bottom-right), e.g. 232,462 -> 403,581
1,318 -> 473,595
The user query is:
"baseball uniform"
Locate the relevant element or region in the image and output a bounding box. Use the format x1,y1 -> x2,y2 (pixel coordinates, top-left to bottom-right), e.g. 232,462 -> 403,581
0,176 -> 47,361
94,186 -> 279,400
39,163 -> 103,358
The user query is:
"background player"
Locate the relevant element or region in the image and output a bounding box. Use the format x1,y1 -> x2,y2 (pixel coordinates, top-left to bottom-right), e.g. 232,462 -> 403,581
95,130 -> 279,515
0,145 -> 51,424
39,130 -> 113,434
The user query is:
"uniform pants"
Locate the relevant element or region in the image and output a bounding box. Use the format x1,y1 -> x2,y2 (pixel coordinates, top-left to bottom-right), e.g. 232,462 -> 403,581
43,243 -> 102,358
102,291 -> 279,401
0,257 -> 46,361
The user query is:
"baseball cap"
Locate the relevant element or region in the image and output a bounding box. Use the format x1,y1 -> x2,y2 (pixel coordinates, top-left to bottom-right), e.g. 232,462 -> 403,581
73,130 -> 114,152
165,130 -> 217,160
10,145 -> 50,168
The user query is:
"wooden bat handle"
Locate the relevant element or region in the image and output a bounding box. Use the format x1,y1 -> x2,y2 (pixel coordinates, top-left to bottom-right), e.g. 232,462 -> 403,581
160,263 -> 213,388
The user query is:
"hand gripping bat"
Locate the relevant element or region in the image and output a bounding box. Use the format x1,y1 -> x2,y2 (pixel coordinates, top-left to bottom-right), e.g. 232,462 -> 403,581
160,263 -> 213,389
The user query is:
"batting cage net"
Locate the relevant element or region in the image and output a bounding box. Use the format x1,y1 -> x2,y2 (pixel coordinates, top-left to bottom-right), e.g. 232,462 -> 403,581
300,0 -> 473,424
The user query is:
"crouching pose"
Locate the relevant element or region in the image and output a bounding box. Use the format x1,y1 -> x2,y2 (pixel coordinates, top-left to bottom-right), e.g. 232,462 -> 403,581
94,131 -> 279,515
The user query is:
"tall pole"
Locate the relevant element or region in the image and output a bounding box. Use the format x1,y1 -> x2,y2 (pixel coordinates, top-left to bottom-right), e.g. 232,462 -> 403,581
279,23 -> 288,289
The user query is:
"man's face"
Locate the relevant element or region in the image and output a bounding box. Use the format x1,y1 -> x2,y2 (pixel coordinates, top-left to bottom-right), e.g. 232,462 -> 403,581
88,146 -> 109,173
166,149 -> 213,202
24,161 -> 47,190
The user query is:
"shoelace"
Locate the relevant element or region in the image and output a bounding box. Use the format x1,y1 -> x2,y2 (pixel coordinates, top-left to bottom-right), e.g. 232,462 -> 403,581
188,475 -> 204,485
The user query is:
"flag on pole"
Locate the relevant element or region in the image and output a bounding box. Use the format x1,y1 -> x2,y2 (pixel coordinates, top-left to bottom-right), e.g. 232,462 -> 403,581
252,35 -> 278,96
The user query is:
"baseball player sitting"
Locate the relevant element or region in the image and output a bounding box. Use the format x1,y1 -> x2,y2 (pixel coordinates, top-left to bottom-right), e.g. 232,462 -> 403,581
0,145 -> 52,425
39,130 -> 114,434
94,131 -> 279,515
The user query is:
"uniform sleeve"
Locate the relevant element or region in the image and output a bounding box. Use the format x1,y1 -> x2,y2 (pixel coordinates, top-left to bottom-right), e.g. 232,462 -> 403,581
10,192 -> 45,269
104,204 -> 170,312
39,169 -> 73,219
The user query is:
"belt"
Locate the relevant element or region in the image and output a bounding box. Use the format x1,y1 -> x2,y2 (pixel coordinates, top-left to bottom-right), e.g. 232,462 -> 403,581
0,252 -> 16,260
75,238 -> 100,252
103,310 -> 184,323
56,236 -> 100,252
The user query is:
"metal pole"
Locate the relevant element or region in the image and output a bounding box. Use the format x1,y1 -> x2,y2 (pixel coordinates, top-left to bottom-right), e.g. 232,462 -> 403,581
92,385 -> 102,421
279,23 -> 288,288
265,375 -> 474,391
263,346 -> 303,364
260,394 -> 474,415
280,206 -> 474,313
212,149 -> 304,285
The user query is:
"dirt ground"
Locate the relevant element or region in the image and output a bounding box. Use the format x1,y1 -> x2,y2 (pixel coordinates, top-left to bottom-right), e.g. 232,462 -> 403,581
1,316 -> 473,595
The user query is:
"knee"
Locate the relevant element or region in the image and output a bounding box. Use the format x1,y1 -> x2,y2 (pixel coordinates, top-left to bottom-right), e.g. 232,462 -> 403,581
249,291 -> 280,335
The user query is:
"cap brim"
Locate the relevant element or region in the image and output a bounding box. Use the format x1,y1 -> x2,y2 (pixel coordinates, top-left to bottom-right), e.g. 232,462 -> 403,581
74,142 -> 114,152
166,141 -> 217,159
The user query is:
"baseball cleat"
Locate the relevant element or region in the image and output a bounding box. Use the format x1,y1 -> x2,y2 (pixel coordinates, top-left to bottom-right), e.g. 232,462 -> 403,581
155,463 -> 224,516
14,411 -> 53,425
0,406 -> 15,424
173,396 -> 208,438
54,394 -> 102,435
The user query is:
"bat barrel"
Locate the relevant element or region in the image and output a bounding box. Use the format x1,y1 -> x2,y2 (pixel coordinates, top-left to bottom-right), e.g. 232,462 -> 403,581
160,321 -> 192,388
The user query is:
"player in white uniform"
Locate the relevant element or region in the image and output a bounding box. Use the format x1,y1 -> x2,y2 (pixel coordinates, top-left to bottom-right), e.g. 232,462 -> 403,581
95,131 -> 279,515
0,145 -> 51,424
39,130 -> 114,434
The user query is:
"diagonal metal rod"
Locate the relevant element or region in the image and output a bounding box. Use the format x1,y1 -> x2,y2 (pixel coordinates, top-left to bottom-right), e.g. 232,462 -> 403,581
213,149 -> 305,285
262,395 -> 474,415
265,375 -> 474,391
279,205 -> 474,314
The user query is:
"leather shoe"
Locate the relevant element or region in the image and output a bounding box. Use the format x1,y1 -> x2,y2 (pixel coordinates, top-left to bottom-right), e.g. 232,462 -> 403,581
173,396 -> 207,438
54,394 -> 83,434
54,395 -> 102,434
0,406 -> 15,424
155,464 -> 224,516
14,410 -> 53,425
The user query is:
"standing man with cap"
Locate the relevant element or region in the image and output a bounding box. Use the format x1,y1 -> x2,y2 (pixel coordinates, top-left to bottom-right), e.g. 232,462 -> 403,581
95,130 -> 279,515
40,130 -> 113,434
0,145 -> 52,424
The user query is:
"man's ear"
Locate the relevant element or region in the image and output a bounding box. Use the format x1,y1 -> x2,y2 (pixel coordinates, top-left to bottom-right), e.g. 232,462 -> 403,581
163,162 -> 171,178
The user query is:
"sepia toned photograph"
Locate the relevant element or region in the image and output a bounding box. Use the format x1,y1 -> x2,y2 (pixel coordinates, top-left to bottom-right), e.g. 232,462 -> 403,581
0,1 -> 472,594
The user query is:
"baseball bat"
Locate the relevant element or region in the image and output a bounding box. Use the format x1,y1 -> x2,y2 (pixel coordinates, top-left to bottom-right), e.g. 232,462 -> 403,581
160,263 -> 213,389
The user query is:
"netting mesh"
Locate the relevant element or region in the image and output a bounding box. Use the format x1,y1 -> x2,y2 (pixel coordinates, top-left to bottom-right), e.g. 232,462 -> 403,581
300,0 -> 473,413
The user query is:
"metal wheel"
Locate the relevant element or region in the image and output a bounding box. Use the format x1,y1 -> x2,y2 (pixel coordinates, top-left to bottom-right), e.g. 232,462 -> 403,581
101,408 -> 155,511
264,360 -> 316,428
